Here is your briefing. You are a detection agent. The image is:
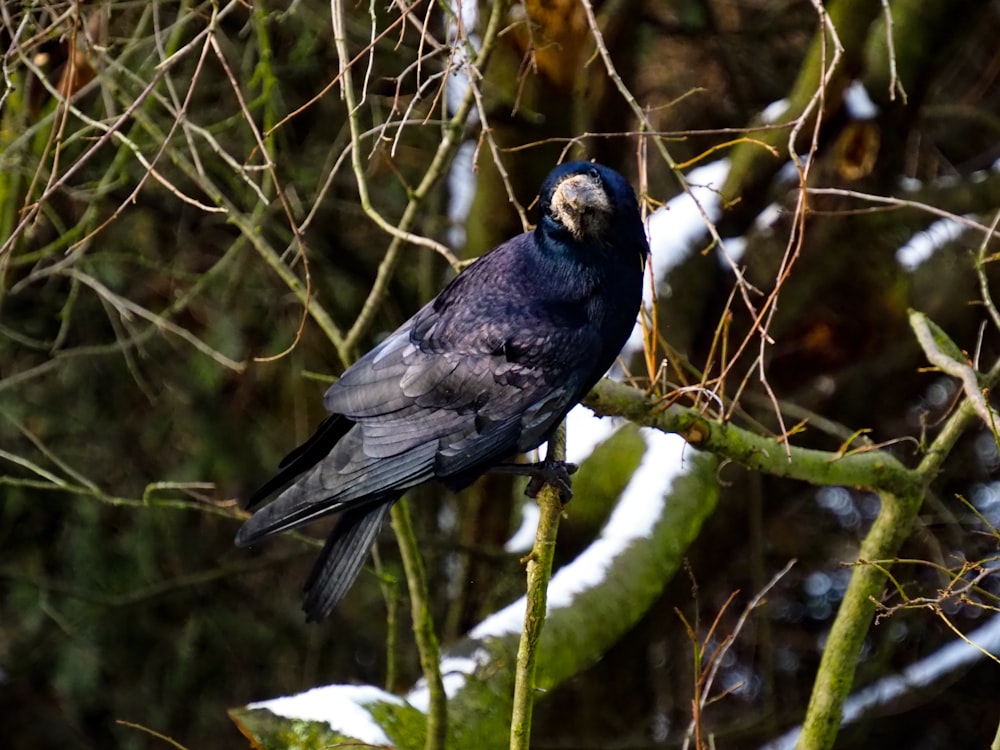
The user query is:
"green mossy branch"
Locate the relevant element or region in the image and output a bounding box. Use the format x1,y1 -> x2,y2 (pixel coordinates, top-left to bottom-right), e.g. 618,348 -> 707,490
391,500 -> 446,750
509,424 -> 567,750
508,484 -> 562,749
584,351 -> 1000,750
583,379 -> 922,498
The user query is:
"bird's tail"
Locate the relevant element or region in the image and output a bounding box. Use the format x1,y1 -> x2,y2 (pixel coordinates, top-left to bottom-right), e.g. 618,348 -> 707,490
303,496 -> 399,622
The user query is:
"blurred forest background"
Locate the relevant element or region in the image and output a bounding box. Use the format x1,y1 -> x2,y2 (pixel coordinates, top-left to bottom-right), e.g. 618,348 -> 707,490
3,1 -> 1000,749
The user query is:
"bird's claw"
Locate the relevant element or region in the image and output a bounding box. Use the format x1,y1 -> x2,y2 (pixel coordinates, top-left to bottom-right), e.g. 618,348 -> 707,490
524,460 -> 577,502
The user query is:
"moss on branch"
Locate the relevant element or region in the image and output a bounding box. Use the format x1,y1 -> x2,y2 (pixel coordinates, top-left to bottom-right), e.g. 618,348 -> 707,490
584,379 -> 923,498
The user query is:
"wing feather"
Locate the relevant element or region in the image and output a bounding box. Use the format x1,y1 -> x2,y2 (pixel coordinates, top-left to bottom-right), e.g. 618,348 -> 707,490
236,438 -> 436,543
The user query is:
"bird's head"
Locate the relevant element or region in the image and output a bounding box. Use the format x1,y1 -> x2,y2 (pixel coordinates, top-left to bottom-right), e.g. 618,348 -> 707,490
538,162 -> 646,256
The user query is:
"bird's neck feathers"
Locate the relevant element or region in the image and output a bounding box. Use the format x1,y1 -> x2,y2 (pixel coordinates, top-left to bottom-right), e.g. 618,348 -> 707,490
534,215 -> 647,269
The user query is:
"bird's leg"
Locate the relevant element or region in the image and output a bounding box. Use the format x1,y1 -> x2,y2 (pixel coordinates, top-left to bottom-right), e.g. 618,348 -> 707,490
489,460 -> 578,501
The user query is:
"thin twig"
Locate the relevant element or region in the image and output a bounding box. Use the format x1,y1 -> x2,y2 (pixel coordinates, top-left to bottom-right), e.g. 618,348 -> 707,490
879,0 -> 907,104
910,310 -> 1000,428
0,0 -> 244,258
576,0 -> 758,318
805,187 -> 1000,239
335,0 -> 509,351
975,210 -> 1000,332
64,268 -> 246,372
700,559 -> 796,712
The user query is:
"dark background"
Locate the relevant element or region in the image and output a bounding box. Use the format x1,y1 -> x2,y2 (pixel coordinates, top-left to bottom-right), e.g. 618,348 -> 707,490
3,1 -> 1000,748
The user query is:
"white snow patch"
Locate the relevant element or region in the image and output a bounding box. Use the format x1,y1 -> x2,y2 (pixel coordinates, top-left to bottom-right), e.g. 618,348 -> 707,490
711,202 -> 778,269
760,611 -> 1000,750
719,236 -> 747,266
755,202 -> 783,233
442,0 -> 482,246
546,429 -> 687,609
452,0 -> 478,29
761,99 -> 790,124
438,501 -> 459,533
445,56 -> 477,121
896,217 -> 967,271
843,80 -> 878,120
565,402 -> 622,465
407,650 -> 491,710
444,0 -> 480,118
247,684 -> 404,745
645,159 -> 730,286
470,429 -> 690,640
840,613 -> 1000,721
447,141 -> 478,248
775,160 -> 798,185
622,322 -> 647,363
505,503 -> 540,553
624,161 -> 730,360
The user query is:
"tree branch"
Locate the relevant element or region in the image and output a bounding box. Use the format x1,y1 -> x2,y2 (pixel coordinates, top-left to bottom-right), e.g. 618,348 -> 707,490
583,380 -> 923,499
509,423 -> 567,750
392,500 -> 447,750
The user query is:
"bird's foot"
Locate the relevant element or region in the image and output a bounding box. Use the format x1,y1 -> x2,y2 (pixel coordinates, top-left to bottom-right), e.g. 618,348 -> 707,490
490,460 -> 578,502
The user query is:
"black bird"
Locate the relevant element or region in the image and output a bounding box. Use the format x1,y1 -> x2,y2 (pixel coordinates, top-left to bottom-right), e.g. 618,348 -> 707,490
236,161 -> 649,621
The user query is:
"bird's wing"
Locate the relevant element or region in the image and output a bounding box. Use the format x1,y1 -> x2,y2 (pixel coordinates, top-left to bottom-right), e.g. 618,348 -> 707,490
236,329 -> 573,545
244,414 -> 352,509
325,306 -> 601,483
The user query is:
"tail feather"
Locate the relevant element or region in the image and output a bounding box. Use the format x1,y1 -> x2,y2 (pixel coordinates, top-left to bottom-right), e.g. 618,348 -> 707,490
303,497 -> 397,622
